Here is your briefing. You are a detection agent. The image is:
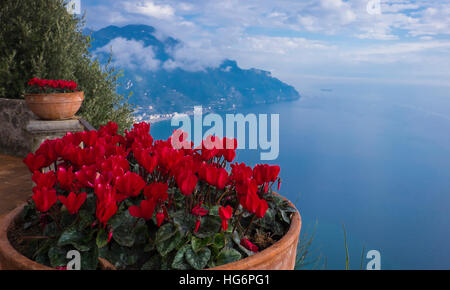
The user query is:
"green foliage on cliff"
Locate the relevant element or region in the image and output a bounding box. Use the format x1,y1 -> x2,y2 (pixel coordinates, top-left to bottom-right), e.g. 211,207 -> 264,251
0,0 -> 133,131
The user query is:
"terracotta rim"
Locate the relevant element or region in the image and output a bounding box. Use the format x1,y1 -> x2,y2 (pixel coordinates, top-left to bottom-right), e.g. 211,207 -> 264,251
0,204 -> 113,270
210,198 -> 301,270
24,91 -> 84,103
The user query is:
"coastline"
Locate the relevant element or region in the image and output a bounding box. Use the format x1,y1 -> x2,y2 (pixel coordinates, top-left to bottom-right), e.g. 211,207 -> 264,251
133,97 -> 301,124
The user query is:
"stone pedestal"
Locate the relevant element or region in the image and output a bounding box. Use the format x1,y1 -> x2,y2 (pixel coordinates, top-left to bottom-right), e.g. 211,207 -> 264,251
25,118 -> 85,153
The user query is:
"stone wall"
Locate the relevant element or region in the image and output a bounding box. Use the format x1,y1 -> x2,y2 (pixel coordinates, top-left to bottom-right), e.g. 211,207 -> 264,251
0,98 -> 36,157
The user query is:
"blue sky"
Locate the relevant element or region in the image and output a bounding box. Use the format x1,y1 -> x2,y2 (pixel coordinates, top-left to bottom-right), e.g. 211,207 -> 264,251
79,0 -> 450,94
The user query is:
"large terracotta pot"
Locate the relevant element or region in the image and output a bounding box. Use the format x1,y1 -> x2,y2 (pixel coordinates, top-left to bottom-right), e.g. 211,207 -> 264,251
0,204 -> 114,270
0,201 -> 301,270
24,91 -> 84,120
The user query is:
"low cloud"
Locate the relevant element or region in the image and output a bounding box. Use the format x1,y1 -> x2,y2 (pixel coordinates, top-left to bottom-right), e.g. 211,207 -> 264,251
94,37 -> 161,71
164,40 -> 225,72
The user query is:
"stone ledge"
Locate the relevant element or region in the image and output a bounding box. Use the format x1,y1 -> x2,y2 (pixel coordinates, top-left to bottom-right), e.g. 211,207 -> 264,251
26,118 -> 84,135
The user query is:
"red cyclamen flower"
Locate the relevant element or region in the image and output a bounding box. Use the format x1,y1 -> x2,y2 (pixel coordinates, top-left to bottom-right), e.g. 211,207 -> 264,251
200,164 -> 229,189
59,192 -> 87,215
191,204 -> 209,217
57,166 -> 75,191
75,165 -> 97,188
219,205 -> 233,231
177,171 -> 198,196
23,153 -> 47,172
253,164 -> 280,185
32,187 -> 57,213
96,201 -> 118,228
114,171 -> 145,197
143,182 -> 168,202
156,212 -> 165,227
240,238 -> 259,253
192,204 -> 209,233
128,199 -> 156,221
32,170 -> 56,188
256,199 -> 268,219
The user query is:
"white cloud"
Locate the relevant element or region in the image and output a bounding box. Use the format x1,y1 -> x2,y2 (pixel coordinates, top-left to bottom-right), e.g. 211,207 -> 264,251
123,1 -> 174,19
163,40 -> 225,71
342,41 -> 450,63
94,37 -> 161,71
239,36 -> 331,55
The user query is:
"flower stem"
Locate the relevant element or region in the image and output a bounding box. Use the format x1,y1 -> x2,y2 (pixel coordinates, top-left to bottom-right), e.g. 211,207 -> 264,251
232,211 -> 243,235
244,215 -> 256,237
216,188 -> 229,205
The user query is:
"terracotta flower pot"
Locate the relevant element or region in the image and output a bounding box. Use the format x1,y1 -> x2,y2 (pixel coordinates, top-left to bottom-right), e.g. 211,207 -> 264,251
24,91 -> 84,120
0,204 -> 114,270
0,200 -> 301,270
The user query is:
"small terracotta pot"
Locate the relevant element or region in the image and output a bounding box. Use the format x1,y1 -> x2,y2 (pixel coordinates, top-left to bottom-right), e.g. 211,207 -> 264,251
24,91 -> 84,120
0,204 -> 114,270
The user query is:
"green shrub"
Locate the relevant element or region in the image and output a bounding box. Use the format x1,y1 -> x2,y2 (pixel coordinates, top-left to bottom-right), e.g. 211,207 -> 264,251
0,0 -> 133,131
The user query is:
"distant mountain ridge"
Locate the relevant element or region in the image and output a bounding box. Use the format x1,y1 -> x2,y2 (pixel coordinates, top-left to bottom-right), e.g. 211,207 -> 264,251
87,25 -> 300,114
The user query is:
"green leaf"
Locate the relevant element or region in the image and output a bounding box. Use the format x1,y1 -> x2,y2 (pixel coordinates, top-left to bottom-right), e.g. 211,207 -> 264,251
109,210 -> 138,247
185,247 -> 211,270
57,226 -> 84,247
216,248 -> 242,266
77,209 -> 94,230
195,216 -> 222,238
172,245 -> 192,270
279,209 -> 291,224
133,220 -> 149,245
141,255 -> 161,270
191,236 -> 211,253
259,208 -> 284,235
48,246 -> 67,267
80,246 -> 99,270
172,211 -> 197,235
108,209 -> 136,230
212,233 -> 225,250
156,231 -> 183,257
57,226 -> 92,252
112,224 -> 136,247
270,194 -> 285,207
96,228 -> 109,248
155,223 -> 176,244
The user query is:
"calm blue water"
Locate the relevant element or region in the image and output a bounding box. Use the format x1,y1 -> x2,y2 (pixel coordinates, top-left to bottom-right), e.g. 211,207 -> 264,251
150,84 -> 450,269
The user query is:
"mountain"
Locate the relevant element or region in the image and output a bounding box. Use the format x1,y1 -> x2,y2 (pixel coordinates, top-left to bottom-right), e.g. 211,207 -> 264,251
88,25 -> 300,115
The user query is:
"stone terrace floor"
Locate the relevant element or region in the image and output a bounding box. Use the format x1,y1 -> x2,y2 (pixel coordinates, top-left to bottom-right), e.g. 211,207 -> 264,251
0,154 -> 32,216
